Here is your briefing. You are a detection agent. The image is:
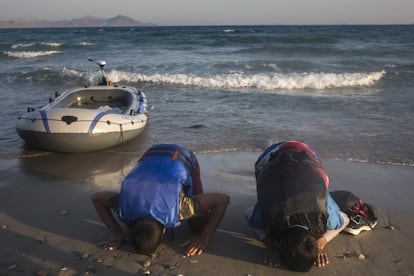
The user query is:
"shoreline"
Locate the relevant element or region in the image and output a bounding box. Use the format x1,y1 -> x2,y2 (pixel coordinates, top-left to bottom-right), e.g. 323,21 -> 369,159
1,152 -> 413,275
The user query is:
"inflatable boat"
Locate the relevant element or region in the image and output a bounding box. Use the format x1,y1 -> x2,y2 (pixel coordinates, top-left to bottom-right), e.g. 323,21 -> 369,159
16,60 -> 148,153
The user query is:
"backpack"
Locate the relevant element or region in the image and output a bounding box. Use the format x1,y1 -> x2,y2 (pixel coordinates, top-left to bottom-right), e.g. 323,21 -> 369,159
330,190 -> 378,235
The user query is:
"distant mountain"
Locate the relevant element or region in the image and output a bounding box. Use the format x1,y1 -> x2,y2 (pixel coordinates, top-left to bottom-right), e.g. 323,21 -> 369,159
0,15 -> 155,28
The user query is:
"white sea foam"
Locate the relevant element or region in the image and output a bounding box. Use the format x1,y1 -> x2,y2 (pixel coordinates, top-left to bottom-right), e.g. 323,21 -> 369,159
4,50 -> 61,58
79,42 -> 93,46
41,42 -> 62,47
59,67 -> 385,91
104,70 -> 386,90
11,43 -> 36,49
11,42 -> 62,48
62,67 -> 84,78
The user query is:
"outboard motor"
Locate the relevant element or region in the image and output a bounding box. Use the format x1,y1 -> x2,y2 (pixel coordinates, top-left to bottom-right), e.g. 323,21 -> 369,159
88,59 -> 111,85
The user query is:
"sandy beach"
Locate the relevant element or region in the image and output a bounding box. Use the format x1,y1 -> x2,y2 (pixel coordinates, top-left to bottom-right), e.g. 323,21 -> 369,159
1,151 -> 413,276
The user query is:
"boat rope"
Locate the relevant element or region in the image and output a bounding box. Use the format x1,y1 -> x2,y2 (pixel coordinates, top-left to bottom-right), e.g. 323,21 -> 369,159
119,123 -> 124,144
17,117 -> 144,135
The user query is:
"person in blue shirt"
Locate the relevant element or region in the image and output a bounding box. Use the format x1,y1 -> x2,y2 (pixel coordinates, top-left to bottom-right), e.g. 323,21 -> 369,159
245,141 -> 349,271
92,144 -> 229,257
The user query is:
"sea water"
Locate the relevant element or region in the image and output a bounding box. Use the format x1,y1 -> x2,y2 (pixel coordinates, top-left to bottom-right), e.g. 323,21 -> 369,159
0,25 -> 413,166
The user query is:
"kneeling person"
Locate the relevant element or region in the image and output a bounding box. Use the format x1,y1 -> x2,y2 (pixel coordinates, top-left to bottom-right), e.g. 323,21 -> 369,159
245,141 -> 349,271
92,144 -> 229,256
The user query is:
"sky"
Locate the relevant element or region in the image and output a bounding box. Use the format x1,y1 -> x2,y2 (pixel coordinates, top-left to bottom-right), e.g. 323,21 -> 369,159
0,0 -> 413,25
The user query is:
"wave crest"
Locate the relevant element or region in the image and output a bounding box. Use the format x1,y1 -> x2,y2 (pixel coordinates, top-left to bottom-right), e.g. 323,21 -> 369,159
4,50 -> 61,59
11,42 -> 62,49
20,67 -> 385,90
105,70 -> 386,90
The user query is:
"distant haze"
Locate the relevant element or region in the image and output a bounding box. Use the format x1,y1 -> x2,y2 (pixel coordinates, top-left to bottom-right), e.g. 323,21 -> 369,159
0,15 -> 154,29
0,0 -> 413,25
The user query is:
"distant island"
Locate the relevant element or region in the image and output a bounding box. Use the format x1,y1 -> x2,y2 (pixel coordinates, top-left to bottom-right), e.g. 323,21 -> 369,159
0,15 -> 155,29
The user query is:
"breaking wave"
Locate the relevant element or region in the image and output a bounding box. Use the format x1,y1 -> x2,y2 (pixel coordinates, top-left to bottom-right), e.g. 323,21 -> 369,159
104,70 -> 386,90
5,41 -> 63,59
3,50 -> 61,58
11,67 -> 386,91
11,42 -> 62,48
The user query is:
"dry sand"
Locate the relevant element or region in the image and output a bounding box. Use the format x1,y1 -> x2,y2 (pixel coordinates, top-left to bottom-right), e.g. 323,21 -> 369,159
0,151 -> 413,276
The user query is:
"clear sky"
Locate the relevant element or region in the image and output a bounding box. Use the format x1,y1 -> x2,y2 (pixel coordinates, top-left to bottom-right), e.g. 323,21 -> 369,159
1,0 -> 413,25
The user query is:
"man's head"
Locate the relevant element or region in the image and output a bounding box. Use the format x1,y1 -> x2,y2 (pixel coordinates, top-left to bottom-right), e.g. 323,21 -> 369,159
129,218 -> 165,255
279,228 -> 318,272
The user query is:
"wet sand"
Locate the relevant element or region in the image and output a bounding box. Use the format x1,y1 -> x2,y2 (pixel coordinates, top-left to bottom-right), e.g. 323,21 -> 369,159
1,151 -> 413,276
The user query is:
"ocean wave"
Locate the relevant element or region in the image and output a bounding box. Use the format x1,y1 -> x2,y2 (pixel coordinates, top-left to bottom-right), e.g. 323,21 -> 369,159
11,43 -> 36,49
3,50 -> 61,59
104,70 -> 386,90
12,67 -> 386,90
40,42 -> 62,47
339,157 -> 414,167
79,42 -> 94,46
11,42 -> 62,49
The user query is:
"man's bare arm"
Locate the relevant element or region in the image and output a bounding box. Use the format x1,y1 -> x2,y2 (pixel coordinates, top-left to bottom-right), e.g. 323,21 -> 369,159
91,191 -> 124,250
182,193 -> 229,256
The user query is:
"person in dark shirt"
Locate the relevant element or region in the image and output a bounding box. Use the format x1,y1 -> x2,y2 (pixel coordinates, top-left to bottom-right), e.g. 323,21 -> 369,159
245,141 -> 349,271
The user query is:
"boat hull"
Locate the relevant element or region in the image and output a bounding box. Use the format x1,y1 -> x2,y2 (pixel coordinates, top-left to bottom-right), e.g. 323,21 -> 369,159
17,127 -> 145,152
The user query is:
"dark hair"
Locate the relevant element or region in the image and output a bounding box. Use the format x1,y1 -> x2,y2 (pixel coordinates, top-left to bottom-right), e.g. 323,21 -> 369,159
279,228 -> 318,272
129,218 -> 164,255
